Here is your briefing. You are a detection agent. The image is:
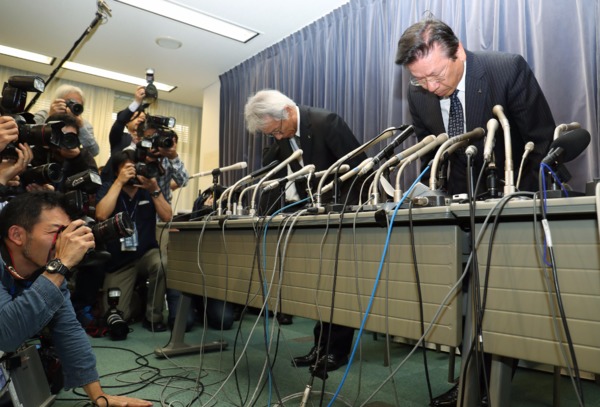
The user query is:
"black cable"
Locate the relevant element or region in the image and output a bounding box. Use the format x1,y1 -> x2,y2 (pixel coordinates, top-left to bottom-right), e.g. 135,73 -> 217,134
315,175 -> 360,406
539,166 -> 585,404
407,200 -> 433,402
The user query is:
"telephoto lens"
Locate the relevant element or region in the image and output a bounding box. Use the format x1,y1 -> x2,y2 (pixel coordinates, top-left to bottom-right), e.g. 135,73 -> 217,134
19,163 -> 64,186
91,212 -> 134,246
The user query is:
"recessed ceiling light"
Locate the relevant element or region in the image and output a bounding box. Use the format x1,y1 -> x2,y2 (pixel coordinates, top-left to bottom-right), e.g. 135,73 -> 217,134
115,0 -> 259,43
63,62 -> 176,92
0,45 -> 55,65
155,37 -> 183,50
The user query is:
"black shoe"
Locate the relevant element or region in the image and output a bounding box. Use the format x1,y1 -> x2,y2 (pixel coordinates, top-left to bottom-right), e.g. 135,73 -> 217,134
292,346 -> 323,367
142,319 -> 167,332
430,384 -> 458,407
310,353 -> 348,374
276,313 -> 293,325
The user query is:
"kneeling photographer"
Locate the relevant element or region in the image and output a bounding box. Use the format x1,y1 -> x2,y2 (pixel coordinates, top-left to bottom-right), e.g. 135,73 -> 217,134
95,149 -> 172,332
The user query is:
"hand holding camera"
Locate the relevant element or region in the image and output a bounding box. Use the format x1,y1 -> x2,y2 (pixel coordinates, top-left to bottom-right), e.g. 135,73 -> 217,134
0,142 -> 32,186
0,116 -> 18,151
54,219 -> 95,269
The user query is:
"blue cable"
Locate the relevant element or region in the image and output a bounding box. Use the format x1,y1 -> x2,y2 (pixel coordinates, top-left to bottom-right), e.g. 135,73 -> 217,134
327,166 -> 430,406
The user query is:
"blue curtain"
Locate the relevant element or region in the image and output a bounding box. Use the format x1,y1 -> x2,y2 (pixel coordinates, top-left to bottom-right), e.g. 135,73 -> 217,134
220,0 -> 599,191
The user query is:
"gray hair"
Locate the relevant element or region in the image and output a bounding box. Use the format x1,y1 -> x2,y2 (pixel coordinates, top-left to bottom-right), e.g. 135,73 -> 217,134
244,89 -> 295,134
54,84 -> 85,103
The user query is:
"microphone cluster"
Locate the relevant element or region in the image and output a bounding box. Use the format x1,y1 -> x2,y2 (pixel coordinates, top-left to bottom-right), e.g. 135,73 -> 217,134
189,113 -> 592,218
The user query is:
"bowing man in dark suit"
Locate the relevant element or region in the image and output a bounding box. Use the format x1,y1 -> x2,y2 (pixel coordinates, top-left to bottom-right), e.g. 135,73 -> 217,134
395,19 -> 555,407
244,89 -> 366,375
396,18 -> 554,196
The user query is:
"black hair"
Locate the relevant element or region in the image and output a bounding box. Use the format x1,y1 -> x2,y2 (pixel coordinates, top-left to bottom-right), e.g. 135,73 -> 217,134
46,113 -> 80,132
111,149 -> 136,175
395,19 -> 460,66
0,191 -> 69,237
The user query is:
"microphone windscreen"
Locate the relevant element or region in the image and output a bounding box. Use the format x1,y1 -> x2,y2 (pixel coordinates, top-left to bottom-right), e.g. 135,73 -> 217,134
549,128 -> 591,162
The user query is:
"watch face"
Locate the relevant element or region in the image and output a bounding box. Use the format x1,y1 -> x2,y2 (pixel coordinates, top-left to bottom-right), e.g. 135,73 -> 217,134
46,259 -> 65,275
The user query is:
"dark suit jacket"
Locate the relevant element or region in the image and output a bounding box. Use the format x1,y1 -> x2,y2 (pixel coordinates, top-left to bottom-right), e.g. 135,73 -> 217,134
261,106 -> 366,211
408,50 -> 555,195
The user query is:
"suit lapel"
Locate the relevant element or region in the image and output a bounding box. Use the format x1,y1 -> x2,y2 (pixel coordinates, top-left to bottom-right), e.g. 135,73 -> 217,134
465,51 -> 489,132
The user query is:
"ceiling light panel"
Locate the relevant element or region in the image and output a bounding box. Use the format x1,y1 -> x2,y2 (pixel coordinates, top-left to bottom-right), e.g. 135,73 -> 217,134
0,45 -> 55,65
115,0 -> 259,43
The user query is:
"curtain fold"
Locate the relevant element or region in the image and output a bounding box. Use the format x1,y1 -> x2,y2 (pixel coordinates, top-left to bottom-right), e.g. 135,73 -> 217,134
220,0 -> 599,192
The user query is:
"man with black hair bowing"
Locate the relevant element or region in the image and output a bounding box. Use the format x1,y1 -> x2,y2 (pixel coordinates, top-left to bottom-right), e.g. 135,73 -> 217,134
0,191 -> 152,406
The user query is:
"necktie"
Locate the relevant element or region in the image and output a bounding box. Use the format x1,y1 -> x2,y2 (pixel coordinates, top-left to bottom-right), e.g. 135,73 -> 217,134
448,89 -> 464,137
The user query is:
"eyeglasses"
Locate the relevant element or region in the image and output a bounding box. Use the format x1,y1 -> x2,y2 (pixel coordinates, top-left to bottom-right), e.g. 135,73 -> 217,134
265,118 -> 284,138
409,59 -> 451,87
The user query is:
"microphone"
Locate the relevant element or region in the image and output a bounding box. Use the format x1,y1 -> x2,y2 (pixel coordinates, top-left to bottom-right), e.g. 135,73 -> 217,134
368,135 -> 436,204
191,161 -> 247,179
516,142 -> 534,190
465,145 -> 478,157
429,128 -> 485,190
389,134 -> 448,203
219,160 -> 280,215
249,149 -> 303,215
542,128 -> 591,165
319,158 -> 371,195
483,118 -> 500,162
552,122 -> 581,141
313,164 -> 349,179
492,105 -> 515,194
315,126 -> 402,207
357,125 -> 415,176
263,164 -> 316,191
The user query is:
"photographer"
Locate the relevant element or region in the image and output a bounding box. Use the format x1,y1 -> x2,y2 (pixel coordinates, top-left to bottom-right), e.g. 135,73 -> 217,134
0,115 -> 35,203
108,86 -> 146,155
33,84 -> 99,157
95,150 -> 171,332
0,191 -> 151,406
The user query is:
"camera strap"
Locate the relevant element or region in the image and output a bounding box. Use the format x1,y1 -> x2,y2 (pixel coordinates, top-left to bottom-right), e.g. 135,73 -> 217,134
119,196 -> 139,251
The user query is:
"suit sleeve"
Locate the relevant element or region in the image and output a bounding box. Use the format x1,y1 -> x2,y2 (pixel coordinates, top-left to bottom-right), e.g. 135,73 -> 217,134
504,54 -> 555,191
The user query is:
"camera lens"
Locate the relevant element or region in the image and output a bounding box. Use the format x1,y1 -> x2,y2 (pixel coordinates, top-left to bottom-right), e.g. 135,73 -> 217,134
91,211 -> 134,246
20,163 -> 64,186
106,311 -> 129,340
65,99 -> 84,116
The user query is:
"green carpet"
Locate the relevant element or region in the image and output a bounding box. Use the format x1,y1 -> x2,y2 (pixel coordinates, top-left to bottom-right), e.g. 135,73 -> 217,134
53,315 -> 600,406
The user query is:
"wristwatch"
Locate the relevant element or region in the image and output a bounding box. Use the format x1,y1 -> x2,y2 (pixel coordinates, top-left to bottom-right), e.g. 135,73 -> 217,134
151,189 -> 161,198
46,258 -> 70,278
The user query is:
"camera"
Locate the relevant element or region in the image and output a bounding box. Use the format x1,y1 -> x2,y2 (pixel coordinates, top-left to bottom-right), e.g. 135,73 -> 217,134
146,114 -> 175,129
104,287 -> 129,340
134,161 -> 161,179
63,170 -> 102,218
143,68 -> 158,105
0,75 -> 45,114
19,163 -> 64,186
65,99 -> 83,116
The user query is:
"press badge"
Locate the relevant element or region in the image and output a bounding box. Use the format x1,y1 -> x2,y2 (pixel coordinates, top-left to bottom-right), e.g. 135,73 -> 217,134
121,224 -> 138,251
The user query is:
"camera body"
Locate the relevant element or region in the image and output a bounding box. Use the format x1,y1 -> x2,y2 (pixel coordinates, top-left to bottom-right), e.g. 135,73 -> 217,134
103,288 -> 128,340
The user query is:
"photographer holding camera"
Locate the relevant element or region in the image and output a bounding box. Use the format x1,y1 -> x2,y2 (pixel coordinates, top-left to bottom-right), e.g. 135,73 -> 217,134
33,84 -> 100,157
0,191 -> 152,406
95,149 -> 171,332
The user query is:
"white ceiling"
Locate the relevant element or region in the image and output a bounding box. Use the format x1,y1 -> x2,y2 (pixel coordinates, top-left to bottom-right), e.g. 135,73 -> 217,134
0,0 -> 349,108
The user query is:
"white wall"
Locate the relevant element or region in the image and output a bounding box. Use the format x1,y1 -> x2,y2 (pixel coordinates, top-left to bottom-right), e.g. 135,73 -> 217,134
195,80 -> 221,194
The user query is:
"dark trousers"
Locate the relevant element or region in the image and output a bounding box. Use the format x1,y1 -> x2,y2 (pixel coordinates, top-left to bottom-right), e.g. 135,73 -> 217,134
314,322 -> 354,357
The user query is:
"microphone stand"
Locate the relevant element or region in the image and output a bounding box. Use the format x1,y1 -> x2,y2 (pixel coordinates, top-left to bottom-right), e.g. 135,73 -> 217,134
25,5 -> 110,111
